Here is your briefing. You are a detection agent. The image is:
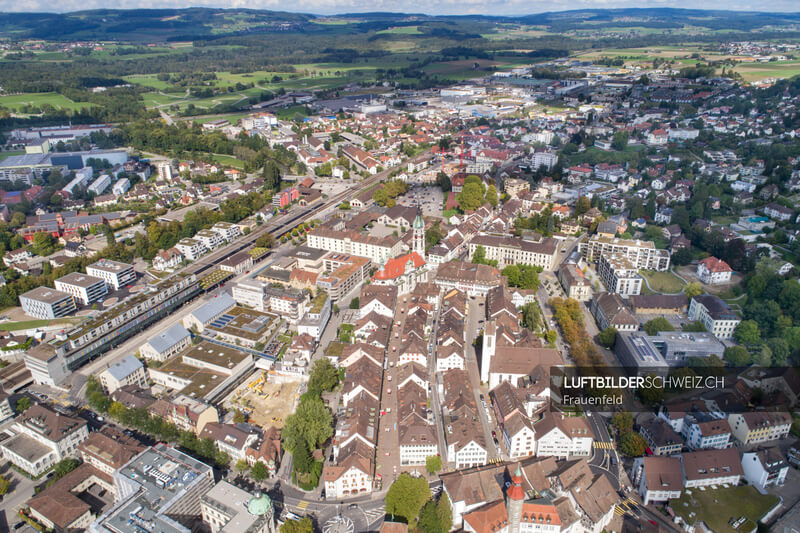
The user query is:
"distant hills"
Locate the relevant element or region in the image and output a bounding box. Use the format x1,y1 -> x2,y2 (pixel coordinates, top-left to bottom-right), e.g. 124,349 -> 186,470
1,7 -> 800,41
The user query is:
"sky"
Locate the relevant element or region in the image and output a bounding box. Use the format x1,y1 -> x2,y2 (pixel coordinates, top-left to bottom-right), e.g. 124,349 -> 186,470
2,0 -> 800,16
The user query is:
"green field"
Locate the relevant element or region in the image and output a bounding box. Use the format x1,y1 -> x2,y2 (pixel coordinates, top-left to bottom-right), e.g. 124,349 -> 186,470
123,74 -> 174,90
211,154 -> 245,169
670,486 -> 779,533
639,270 -> 686,294
0,92 -> 92,112
0,150 -> 24,162
732,60 -> 800,82
376,25 -> 422,35
0,318 -> 80,331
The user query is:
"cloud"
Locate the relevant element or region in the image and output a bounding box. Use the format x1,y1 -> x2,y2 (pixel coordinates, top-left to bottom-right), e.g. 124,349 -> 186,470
1,0 -> 799,16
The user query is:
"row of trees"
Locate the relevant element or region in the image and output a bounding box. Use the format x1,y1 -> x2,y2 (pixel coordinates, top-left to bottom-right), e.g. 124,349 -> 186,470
281,359 -> 338,489
549,297 -> 604,368
373,180 -> 409,208
85,376 -> 231,468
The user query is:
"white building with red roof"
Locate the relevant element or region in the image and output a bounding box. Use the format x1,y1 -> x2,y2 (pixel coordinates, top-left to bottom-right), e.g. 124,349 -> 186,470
697,256 -> 733,285
372,252 -> 428,295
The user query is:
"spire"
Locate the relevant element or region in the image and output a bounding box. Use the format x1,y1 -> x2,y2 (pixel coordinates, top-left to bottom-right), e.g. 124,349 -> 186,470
507,464 -> 525,501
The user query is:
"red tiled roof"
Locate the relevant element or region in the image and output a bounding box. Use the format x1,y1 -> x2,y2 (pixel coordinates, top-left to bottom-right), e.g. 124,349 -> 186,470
699,256 -> 732,273
373,253 -> 425,281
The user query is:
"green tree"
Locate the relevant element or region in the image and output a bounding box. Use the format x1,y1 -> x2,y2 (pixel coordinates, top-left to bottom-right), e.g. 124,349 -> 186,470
437,494 -> 453,533
612,131 -> 630,151
682,321 -> 707,332
262,161 -> 281,190
611,412 -> 634,435
734,320 -> 761,346
502,265 -> 521,287
233,409 -> 247,423
426,455 -> 442,474
280,517 -> 314,533
15,396 -> 30,413
724,345 -> 751,366
457,182 -> 484,212
234,459 -> 249,472
349,297 -> 360,309
250,461 -> 269,481
385,473 -> 431,524
418,500 -> 443,533
598,327 -> 617,348
766,338 -> 790,366
684,282 -> 704,298
0,474 -> 9,495
293,442 -> 313,474
307,358 -> 339,396
619,431 -> 647,457
282,398 -> 333,453
637,373 -> 664,405
643,317 -> 675,335
486,184 -> 498,207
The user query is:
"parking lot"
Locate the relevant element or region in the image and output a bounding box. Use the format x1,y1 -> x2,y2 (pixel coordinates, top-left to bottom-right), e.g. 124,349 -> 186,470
395,184 -> 443,217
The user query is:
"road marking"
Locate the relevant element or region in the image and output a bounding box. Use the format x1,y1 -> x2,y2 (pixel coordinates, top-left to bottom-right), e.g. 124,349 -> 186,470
614,505 -> 627,516
297,501 -> 309,510
594,441 -> 614,449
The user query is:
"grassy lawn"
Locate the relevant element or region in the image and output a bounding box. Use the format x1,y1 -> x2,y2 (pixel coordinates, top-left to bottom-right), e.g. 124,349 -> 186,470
0,150 -> 25,162
211,154 -> 245,169
0,318 -> 80,331
733,60 -> 800,82
670,485 -> 779,533
639,270 -> 686,293
123,74 -> 174,90
0,92 -> 92,112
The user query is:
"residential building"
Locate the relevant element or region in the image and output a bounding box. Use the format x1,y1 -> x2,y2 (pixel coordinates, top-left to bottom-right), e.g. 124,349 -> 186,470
19,286 -> 76,319
297,292 -> 331,341
176,237 -> 207,260
78,427 -> 146,476
317,252 -> 371,301
590,293 -> 639,333
139,323 -> 192,362
764,202 -> 793,221
212,221 -> 242,242
688,295 -> 741,340
201,481 -> 276,533
54,272 -> 108,305
200,423 -> 259,463
639,417 -> 683,456
99,354 -> 147,394
219,251 -> 254,274
680,448 -> 743,488
682,415 -> 732,450
152,248 -> 184,271
1,404 -> 89,476
697,256 -> 733,285
469,235 -> 559,270
557,264 -> 592,301
147,394 -> 220,435
534,412 -> 593,459
580,235 -> 670,271
86,259 -> 136,290
728,412 -> 792,445
741,448 -> 789,493
435,261 -> 503,297
631,456 -> 683,505
597,253 -> 642,297
323,452 -> 374,499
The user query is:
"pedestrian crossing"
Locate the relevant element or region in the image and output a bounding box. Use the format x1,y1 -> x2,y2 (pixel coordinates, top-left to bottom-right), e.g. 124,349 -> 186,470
297,501 -> 310,510
594,441 -> 615,449
364,507 -> 385,522
614,498 -> 640,517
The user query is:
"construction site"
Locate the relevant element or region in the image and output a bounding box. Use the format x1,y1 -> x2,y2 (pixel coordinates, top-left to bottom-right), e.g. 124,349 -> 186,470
223,369 -> 302,429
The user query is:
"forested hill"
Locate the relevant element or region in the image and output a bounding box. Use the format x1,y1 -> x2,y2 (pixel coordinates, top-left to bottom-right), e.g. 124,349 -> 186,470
2,7 -> 800,42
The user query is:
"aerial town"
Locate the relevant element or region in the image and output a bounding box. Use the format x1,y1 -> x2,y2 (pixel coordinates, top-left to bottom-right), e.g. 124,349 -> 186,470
0,9 -> 800,533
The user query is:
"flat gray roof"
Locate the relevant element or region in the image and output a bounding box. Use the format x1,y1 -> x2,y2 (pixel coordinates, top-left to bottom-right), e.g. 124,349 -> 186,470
56,272 -> 105,288
20,286 -> 73,304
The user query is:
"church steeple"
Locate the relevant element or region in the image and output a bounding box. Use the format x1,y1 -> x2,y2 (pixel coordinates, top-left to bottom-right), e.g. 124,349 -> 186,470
413,208 -> 425,259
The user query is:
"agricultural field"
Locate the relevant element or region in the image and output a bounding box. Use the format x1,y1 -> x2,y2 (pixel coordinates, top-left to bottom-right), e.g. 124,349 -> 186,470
376,25 -> 422,35
0,92 -> 92,112
482,25 -> 552,40
732,60 -> 800,82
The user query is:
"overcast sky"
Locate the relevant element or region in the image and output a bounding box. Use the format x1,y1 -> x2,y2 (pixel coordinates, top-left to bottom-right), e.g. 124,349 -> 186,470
2,0 -> 800,16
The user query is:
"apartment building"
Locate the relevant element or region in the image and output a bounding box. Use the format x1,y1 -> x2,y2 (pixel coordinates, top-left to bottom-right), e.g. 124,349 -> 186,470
597,253 -> 642,297
86,259 -> 136,290
211,221 -> 242,242
580,234 -> 671,271
139,323 -> 192,362
688,295 -> 741,340
20,286 -> 76,319
317,252 -> 371,301
697,256 -> 733,285
558,264 -> 592,301
176,237 -> 207,260
196,229 -> 225,250
54,272 -> 108,305
728,412 -> 792,445
1,404 -> 89,476
632,456 -> 683,505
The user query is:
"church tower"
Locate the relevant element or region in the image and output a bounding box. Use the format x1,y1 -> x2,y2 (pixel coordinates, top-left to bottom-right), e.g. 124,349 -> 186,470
413,210 -> 425,259
506,464 -> 525,533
